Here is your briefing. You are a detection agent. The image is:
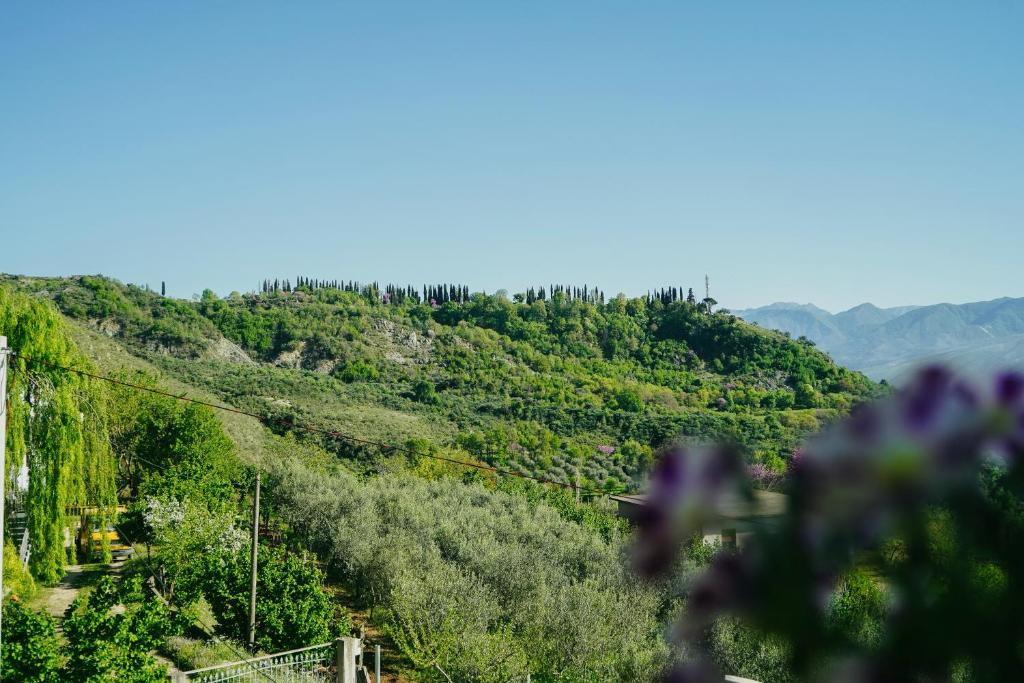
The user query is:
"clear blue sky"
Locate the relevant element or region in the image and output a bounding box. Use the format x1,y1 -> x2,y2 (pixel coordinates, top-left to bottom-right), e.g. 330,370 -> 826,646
2,2 -> 1021,312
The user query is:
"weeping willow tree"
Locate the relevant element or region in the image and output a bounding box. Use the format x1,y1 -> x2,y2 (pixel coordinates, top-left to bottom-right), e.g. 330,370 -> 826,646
1,287 -> 117,584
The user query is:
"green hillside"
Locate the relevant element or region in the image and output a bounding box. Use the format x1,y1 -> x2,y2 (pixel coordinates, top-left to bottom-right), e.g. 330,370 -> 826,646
1,276 -> 880,681
2,273 -> 877,492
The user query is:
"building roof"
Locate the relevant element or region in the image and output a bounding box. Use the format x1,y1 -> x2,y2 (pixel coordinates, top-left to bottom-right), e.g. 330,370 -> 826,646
609,489 -> 787,519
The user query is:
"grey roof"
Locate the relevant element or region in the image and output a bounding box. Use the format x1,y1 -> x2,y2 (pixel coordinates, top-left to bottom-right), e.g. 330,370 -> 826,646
609,490 -> 787,519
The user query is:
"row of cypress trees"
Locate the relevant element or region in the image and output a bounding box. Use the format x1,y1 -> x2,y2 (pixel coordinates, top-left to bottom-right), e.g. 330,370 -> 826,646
256,277 -> 717,312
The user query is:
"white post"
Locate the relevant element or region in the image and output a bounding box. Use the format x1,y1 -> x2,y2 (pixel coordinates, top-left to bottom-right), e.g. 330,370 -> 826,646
335,636 -> 359,683
375,644 -> 381,682
0,335 -> 9,646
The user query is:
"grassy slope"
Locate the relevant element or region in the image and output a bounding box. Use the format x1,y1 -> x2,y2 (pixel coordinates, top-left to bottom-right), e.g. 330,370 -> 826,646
65,319 -> 269,466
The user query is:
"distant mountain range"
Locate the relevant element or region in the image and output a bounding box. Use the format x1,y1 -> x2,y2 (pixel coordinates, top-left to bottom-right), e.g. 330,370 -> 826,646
735,298 -> 1024,381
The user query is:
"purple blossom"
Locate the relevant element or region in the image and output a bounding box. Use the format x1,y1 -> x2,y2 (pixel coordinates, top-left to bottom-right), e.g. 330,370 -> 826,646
633,366 -> 1024,681
632,444 -> 743,577
597,445 -> 616,455
996,371 -> 1024,405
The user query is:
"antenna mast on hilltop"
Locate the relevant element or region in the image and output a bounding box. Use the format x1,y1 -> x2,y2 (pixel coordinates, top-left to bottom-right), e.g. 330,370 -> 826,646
705,274 -> 710,301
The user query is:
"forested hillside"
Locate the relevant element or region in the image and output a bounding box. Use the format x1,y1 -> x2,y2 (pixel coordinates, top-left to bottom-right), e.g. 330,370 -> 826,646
0,276 -> 879,681
2,274 -> 877,492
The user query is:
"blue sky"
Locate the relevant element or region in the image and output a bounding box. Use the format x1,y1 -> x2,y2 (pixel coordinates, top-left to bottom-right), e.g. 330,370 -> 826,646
2,2 -> 1020,312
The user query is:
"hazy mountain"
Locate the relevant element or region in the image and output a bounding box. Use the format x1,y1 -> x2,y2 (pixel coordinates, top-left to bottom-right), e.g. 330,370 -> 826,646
736,298 -> 1024,381
833,303 -> 920,335
734,302 -> 847,348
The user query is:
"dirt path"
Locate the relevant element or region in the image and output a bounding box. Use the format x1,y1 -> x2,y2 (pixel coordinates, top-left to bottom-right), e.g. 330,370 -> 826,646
343,601 -> 413,683
30,563 -> 112,624
28,559 -> 185,677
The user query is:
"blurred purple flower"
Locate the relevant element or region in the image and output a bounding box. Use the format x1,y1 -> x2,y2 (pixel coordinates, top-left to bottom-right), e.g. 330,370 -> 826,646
996,371 -> 1024,405
597,444 -> 616,455
633,366 -> 1024,681
632,444 -> 743,577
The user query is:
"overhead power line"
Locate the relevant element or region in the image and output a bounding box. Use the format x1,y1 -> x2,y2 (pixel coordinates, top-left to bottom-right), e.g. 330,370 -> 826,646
10,351 -> 647,503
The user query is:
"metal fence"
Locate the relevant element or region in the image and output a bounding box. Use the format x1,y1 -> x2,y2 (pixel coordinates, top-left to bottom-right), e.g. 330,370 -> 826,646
175,642 -> 336,683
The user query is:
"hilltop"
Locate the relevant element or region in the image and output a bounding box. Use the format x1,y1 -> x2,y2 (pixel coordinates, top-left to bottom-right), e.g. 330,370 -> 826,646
1,273 -> 877,490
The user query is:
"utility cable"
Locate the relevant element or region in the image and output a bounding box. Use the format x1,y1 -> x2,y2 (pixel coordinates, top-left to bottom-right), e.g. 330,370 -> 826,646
11,351 -> 647,502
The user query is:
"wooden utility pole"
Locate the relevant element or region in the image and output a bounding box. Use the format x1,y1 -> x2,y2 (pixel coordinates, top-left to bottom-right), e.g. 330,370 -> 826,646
248,471 -> 261,650
0,335 -> 9,646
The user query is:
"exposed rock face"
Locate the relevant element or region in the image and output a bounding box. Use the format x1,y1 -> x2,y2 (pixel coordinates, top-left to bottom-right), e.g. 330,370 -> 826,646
274,341 -> 306,369
93,318 -> 122,337
369,318 -> 435,366
311,359 -> 338,374
385,350 -> 409,365
205,337 -> 255,365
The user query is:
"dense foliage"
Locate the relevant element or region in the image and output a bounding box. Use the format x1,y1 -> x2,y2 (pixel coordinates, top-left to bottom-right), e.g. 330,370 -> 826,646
1,577 -> 179,682
1,599 -> 61,682
105,371 -> 242,508
0,286 -> 117,583
2,275 -> 877,494
198,544 -> 340,652
269,458 -> 669,682
62,576 -> 181,682
0,274 -> 889,681
2,542 -> 36,599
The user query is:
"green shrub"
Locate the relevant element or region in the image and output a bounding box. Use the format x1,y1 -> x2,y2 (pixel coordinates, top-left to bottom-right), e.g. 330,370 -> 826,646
1,599 -> 61,682
411,378 -> 439,404
63,576 -> 180,682
3,542 -> 36,600
199,545 -> 342,652
336,359 -> 379,382
827,570 -> 885,648
707,617 -> 795,683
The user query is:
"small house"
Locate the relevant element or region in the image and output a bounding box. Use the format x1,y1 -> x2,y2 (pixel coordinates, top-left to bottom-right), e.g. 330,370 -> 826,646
609,490 -> 787,548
